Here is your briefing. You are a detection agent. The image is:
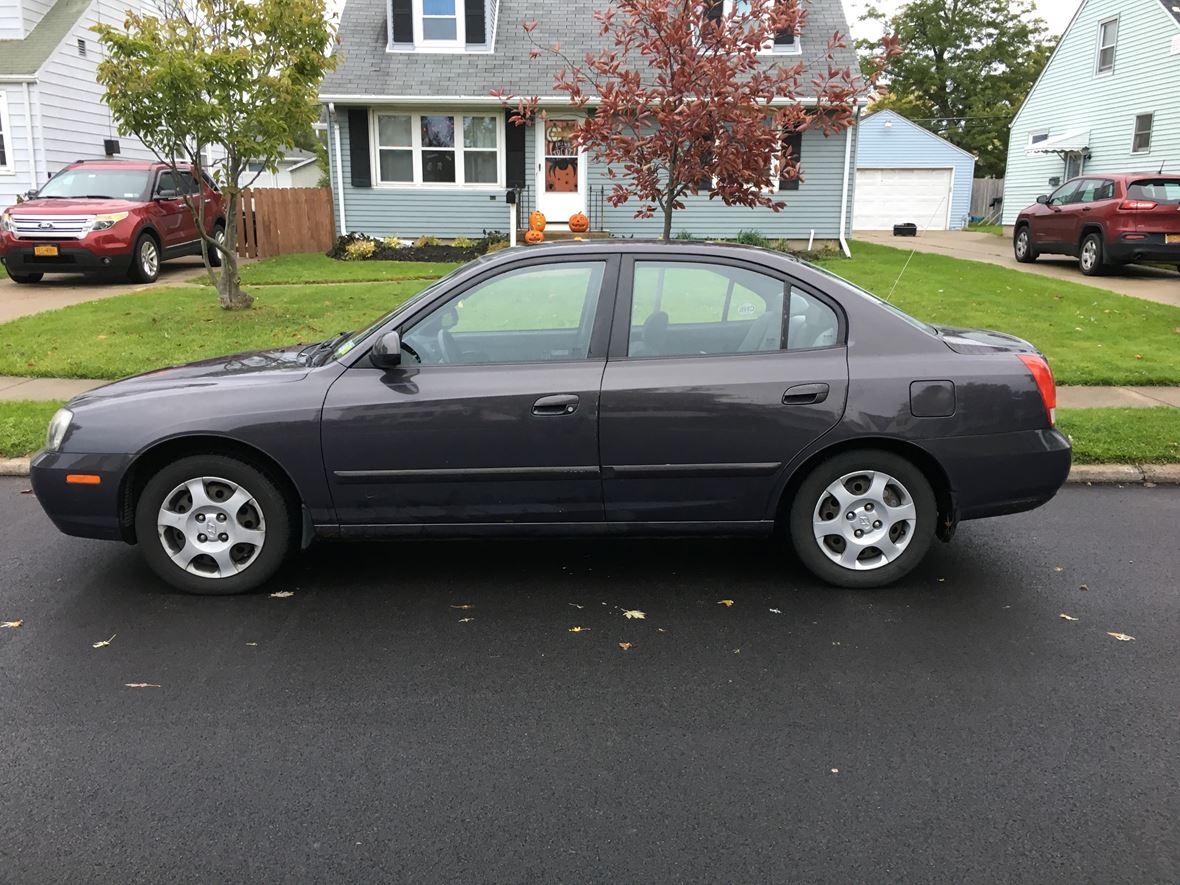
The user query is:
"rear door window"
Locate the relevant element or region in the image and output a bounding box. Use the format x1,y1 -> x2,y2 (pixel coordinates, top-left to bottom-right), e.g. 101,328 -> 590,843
1127,179 -> 1180,204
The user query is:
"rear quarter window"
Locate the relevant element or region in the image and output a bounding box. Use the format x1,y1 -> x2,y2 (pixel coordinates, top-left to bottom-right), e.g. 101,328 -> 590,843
1127,179 -> 1180,204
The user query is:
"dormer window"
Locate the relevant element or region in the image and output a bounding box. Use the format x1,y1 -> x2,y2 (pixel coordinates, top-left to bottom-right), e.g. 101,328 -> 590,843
703,1 -> 800,54
390,0 -> 490,51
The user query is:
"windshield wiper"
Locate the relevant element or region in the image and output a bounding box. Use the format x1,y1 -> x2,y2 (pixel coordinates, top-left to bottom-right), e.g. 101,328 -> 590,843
301,332 -> 351,365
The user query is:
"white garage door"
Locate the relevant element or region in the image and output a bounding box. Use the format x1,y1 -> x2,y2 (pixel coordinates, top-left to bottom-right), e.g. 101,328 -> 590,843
854,168 -> 953,231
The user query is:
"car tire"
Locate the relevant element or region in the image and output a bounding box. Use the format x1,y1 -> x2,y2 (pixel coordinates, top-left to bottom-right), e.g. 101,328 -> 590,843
788,449 -> 937,589
1013,226 -> 1037,263
134,454 -> 294,595
208,223 -> 225,268
1078,232 -> 1105,276
5,270 -> 44,283
128,233 -> 161,284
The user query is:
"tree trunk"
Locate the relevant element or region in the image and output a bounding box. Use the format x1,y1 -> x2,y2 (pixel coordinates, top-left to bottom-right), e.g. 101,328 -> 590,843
217,191 -> 253,310
661,203 -> 674,242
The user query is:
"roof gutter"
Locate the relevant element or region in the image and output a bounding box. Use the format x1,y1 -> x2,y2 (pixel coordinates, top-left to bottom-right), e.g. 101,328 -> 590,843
328,102 -> 347,236
838,106 -> 857,258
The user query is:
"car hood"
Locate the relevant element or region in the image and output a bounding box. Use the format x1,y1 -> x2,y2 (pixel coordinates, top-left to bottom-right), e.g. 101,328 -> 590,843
8,198 -> 146,214
70,346 -> 318,405
933,325 -> 1041,356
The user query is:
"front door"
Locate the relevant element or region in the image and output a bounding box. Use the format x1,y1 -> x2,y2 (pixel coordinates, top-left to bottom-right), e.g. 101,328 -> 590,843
321,258 -> 617,526
535,117 -> 585,223
599,257 -> 849,523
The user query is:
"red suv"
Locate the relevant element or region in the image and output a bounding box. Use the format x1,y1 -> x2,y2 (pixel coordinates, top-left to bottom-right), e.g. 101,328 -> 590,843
0,159 -> 226,285
1013,174 -> 1180,276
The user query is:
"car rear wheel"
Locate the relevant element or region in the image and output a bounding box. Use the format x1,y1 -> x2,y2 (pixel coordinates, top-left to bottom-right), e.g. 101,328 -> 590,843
789,449 -> 937,589
1013,226 -> 1037,263
129,233 -> 161,284
1079,232 -> 1105,276
5,269 -> 44,283
134,454 -> 294,595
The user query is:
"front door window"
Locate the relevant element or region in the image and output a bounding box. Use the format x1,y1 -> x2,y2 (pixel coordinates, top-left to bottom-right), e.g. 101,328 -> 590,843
536,118 -> 584,222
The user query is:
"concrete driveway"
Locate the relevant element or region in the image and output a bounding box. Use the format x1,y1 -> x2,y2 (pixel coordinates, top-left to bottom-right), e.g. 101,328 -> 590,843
855,230 -> 1180,309
0,256 -> 207,323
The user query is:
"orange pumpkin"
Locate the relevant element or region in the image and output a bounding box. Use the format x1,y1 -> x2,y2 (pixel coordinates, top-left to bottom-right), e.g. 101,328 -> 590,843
568,212 -> 589,233
524,228 -> 545,244
528,211 -> 546,231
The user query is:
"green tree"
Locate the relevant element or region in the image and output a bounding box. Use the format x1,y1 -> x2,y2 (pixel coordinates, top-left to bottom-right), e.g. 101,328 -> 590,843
93,0 -> 336,309
858,0 -> 1054,178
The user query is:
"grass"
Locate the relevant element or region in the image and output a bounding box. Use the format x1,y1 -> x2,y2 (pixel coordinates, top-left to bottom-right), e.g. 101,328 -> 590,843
197,253 -> 461,286
823,241 -> 1180,386
1058,408 -> 1180,464
964,223 -> 1005,237
0,400 -> 63,458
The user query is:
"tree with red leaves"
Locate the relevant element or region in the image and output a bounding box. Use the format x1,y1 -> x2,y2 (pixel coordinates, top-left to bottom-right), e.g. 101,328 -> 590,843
494,0 -> 897,241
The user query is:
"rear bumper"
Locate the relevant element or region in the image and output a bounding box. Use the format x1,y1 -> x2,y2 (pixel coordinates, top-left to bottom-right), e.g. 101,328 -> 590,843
1106,233 -> 1180,265
924,427 -> 1072,521
30,450 -> 132,541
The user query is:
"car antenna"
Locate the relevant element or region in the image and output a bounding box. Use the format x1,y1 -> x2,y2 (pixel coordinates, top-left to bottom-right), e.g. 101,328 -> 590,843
1159,160 -> 1167,174
885,191 -> 952,303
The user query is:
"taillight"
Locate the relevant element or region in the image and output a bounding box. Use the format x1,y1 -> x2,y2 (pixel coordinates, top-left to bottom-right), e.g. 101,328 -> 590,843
1119,200 -> 1158,211
1018,353 -> 1056,426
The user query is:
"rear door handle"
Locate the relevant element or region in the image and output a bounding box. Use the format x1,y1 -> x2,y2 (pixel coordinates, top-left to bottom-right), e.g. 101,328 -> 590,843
533,394 -> 580,416
783,383 -> 829,405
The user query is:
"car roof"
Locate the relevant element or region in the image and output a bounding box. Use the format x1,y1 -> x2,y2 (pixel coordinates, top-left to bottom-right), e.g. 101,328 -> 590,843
476,239 -> 811,268
63,159 -> 177,171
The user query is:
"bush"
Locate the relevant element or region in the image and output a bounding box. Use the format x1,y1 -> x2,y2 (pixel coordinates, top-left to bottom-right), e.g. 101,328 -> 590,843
452,236 -> 477,248
326,232 -> 502,263
674,230 -> 694,240
414,235 -> 442,248
343,239 -> 376,260
381,236 -> 404,248
735,229 -> 769,248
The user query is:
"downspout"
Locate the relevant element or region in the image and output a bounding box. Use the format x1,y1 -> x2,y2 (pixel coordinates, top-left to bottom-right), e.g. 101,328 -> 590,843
837,105 -> 859,258
328,102 -> 348,236
22,81 -> 38,193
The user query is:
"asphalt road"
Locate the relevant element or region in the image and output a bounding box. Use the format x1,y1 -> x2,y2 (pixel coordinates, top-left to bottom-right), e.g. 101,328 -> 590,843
1,478 -> 1177,884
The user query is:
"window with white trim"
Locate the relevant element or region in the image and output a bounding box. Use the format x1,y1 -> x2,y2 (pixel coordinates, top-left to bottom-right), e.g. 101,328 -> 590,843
421,0 -> 459,41
1132,113 -> 1153,154
374,112 -> 501,186
389,0 -> 490,50
1028,130 -> 1049,147
1096,18 -> 1117,74
0,92 -> 12,174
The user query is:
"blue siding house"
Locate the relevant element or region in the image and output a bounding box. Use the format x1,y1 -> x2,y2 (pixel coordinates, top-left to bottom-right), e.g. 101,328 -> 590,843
853,109 -> 975,231
319,0 -> 864,251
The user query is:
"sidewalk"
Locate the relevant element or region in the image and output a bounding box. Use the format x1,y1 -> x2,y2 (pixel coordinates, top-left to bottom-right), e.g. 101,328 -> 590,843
1,374 -> 1178,408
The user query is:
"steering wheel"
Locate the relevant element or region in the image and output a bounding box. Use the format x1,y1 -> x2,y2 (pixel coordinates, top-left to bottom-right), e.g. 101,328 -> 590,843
436,329 -> 460,364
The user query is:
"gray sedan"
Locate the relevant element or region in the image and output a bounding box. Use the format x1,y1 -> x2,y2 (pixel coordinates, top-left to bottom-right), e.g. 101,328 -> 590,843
31,242 -> 1070,594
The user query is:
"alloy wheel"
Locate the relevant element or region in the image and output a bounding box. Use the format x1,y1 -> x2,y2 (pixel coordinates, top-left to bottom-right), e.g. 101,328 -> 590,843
1081,238 -> 1097,271
141,239 -> 160,277
1015,231 -> 1028,259
156,476 -> 266,578
811,470 -> 917,571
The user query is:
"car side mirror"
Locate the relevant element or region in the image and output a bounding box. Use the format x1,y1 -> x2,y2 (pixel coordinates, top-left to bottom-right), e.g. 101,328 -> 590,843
17,189 -> 37,203
1035,194 -> 1049,205
370,331 -> 402,370
155,188 -> 179,200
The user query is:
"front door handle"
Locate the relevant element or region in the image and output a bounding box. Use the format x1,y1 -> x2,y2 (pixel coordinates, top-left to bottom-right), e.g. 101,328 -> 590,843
533,394 -> 580,416
783,383 -> 829,405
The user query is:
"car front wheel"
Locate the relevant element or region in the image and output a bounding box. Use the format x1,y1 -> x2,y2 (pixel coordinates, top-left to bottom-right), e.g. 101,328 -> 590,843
789,449 -> 937,589
134,454 -> 294,595
1013,226 -> 1036,263
1079,232 -> 1105,276
129,233 -> 161,284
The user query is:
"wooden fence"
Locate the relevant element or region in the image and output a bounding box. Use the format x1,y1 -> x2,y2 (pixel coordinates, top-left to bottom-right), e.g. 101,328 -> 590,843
236,187 -> 336,259
969,178 -> 1005,224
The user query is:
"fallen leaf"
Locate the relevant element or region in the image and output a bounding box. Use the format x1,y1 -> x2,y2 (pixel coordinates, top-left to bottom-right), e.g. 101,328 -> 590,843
19,488 -> 32,495
1135,354 -> 1143,360
92,633 -> 117,648
568,626 -> 590,633
622,610 -> 646,619
1054,567 -> 1064,572
269,591 -> 294,598
618,642 -> 633,651
246,642 -> 258,646
458,617 -> 474,623
718,599 -> 734,607
657,628 -> 667,633
1,619 -> 22,629
568,603 -> 584,609
450,604 -> 474,610
1107,632 -> 1135,642
830,768 -> 839,774
937,577 -> 946,583
733,648 -> 741,654
125,683 -> 160,689
1079,584 -> 1088,591
1059,614 -> 1078,622
769,608 -> 782,614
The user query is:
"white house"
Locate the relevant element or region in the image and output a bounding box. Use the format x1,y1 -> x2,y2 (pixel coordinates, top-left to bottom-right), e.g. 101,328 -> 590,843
0,0 -> 162,207
1002,0 -> 1180,226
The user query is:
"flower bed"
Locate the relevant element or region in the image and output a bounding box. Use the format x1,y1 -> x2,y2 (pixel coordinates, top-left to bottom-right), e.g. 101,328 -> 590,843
328,232 -> 507,263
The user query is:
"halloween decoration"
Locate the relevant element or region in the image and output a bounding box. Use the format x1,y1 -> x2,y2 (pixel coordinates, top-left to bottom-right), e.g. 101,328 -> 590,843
568,212 -> 589,232
545,158 -> 578,193
524,228 -> 545,244
528,211 -> 546,231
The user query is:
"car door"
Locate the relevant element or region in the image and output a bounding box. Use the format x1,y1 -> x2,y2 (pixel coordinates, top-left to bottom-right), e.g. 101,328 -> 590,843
1036,179 -> 1082,250
320,256 -> 618,526
598,256 -> 848,524
149,170 -> 188,250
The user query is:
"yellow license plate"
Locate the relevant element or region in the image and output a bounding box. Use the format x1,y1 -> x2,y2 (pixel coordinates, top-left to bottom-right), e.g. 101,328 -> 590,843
1166,234 -> 1180,245
33,244 -> 59,257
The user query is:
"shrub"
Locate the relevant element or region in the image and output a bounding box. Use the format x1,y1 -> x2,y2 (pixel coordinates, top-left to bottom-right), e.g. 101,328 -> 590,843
343,238 -> 377,260
381,236 -> 404,248
485,239 -> 510,253
452,236 -> 477,248
674,230 -> 694,240
414,235 -> 442,248
735,229 -> 769,248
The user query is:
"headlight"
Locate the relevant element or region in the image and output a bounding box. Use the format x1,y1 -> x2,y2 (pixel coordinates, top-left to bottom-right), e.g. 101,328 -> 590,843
0,211 -> 14,233
88,212 -> 129,232
45,408 -> 73,452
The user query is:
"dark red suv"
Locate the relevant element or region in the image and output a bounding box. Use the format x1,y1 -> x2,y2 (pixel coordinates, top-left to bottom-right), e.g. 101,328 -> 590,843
1013,173 -> 1180,276
0,159 -> 226,285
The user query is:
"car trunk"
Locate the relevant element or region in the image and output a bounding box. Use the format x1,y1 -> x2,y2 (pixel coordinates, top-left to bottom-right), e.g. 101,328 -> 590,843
932,325 -> 1042,356
1123,178 -> 1180,235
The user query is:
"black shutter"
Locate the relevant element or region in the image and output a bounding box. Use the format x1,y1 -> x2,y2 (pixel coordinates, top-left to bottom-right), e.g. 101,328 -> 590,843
391,0 -> 412,44
774,26 -> 795,45
779,129 -> 802,191
705,1 -> 722,26
465,0 -> 486,45
348,109 -> 372,188
504,110 -> 526,189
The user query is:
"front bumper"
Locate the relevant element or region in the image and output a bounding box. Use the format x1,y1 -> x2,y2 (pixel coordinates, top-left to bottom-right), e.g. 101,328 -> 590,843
924,427 -> 1072,521
1106,233 -> 1180,265
1,235 -> 135,276
30,450 -> 132,541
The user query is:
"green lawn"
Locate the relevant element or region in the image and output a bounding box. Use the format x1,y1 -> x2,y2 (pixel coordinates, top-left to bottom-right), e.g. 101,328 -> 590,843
200,253 -> 461,286
0,400 -> 63,458
825,242 -> 1180,385
964,223 -> 1004,237
1057,408 -> 1180,464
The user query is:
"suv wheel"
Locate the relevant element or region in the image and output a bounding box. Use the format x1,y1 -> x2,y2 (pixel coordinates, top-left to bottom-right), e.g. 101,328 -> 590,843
208,223 -> 226,268
788,449 -> 937,589
1079,232 -> 1105,276
134,454 -> 295,595
1013,226 -> 1037,263
129,233 -> 161,284
5,270 -> 44,284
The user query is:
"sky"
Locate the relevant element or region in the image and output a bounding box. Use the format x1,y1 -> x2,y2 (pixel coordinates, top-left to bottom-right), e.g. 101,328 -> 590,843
844,0 -> 1080,39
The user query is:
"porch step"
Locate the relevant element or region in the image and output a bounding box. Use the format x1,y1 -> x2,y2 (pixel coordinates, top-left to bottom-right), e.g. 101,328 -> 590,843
519,228 -> 610,241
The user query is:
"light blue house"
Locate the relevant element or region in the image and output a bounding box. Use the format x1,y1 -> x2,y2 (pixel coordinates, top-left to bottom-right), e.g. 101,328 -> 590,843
853,109 -> 975,231
319,0 -> 864,250
1003,0 -> 1180,227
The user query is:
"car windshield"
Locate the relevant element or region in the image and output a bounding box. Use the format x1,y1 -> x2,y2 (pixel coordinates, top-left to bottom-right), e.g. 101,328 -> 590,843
37,168 -> 151,200
1127,179 -> 1180,204
331,266 -> 471,361
799,259 -> 937,336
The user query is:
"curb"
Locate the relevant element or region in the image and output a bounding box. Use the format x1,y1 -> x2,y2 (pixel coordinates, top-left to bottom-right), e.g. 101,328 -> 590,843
3,457 -> 1180,484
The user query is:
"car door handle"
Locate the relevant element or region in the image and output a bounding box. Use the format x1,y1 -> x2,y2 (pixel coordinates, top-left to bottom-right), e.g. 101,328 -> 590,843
533,394 -> 580,416
783,383 -> 829,405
